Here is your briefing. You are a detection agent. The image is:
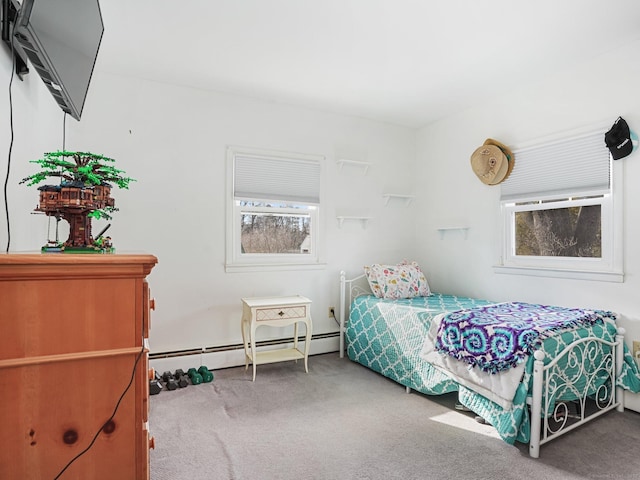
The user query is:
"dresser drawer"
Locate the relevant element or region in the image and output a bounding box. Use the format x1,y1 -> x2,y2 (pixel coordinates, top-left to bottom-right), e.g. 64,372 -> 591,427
256,305 -> 307,321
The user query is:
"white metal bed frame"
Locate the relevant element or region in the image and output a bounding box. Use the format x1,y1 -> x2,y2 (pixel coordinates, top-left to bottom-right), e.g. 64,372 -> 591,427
339,271 -> 625,458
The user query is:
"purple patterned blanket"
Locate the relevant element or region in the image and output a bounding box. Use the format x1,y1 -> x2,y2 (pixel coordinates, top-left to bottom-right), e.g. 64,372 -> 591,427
434,302 -> 615,374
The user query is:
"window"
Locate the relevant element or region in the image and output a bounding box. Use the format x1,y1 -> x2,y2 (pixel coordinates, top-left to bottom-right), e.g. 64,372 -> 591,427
225,146 -> 324,272
497,129 -> 623,282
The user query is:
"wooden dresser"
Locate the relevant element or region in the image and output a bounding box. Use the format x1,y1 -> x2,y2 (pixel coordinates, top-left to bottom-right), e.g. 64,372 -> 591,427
0,253 -> 157,479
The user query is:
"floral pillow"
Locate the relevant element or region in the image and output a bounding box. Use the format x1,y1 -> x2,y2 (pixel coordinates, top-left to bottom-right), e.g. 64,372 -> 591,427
363,261 -> 431,299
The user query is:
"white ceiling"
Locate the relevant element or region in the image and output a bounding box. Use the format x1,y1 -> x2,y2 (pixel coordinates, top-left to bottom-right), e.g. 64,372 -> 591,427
96,0 -> 640,128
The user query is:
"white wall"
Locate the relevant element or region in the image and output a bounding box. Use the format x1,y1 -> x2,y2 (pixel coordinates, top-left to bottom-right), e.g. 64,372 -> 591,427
3,33 -> 637,405
0,50 -> 418,371
415,39 -> 640,410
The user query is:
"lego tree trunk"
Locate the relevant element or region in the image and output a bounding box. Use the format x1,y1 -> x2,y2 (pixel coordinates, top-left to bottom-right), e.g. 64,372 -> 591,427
61,211 -> 94,247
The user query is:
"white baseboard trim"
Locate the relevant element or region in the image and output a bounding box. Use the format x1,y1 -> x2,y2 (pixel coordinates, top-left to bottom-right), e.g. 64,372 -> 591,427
149,335 -> 340,376
149,337 -> 640,413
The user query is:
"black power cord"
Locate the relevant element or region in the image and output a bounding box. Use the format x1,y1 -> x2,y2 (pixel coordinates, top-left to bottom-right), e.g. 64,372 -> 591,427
3,34 -> 66,253
5,11 -> 147,478
4,24 -> 15,252
5,14 -> 147,479
53,346 -> 145,480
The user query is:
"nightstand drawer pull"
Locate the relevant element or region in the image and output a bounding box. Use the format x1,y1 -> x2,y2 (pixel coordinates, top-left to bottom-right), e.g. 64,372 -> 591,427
256,305 -> 306,321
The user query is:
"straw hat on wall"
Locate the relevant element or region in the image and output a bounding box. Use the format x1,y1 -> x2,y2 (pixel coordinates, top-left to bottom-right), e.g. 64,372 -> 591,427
470,138 -> 515,185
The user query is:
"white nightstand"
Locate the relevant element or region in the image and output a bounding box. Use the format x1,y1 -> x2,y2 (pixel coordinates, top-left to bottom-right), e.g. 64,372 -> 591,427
241,295 -> 313,381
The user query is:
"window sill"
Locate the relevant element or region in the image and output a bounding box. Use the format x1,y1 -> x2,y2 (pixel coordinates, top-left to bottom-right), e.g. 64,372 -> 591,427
493,265 -> 623,283
225,262 -> 327,273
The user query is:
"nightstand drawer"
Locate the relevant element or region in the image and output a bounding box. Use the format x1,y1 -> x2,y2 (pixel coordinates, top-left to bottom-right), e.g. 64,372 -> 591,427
256,305 -> 307,321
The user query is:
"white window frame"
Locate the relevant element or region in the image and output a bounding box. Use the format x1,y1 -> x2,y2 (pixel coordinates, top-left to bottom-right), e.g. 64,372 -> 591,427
495,128 -> 624,282
225,146 -> 325,273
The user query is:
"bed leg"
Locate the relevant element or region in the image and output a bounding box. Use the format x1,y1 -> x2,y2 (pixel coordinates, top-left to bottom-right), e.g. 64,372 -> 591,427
339,271 -> 346,358
616,328 -> 625,413
406,386 -> 411,394
529,350 -> 545,458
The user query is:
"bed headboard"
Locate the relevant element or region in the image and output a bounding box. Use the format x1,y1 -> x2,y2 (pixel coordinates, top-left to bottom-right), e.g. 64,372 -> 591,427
339,270 -> 372,358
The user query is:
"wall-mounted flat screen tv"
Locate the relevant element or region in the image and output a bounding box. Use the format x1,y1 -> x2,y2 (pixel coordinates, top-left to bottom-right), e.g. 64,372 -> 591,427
13,0 -> 104,121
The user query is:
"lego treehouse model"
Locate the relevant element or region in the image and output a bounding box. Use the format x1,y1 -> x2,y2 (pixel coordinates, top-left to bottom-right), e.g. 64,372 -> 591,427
20,151 -> 134,253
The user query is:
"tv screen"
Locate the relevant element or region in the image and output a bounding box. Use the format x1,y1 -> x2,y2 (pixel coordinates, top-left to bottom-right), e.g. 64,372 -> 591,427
13,0 -> 104,121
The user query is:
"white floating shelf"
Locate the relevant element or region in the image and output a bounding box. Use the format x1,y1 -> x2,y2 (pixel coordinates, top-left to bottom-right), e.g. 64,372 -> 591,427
382,194 -> 414,206
436,227 -> 469,239
336,216 -> 372,228
336,159 -> 371,175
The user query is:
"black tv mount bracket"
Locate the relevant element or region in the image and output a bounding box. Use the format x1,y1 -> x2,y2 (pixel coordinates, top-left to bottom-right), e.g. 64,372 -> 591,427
1,0 -> 28,79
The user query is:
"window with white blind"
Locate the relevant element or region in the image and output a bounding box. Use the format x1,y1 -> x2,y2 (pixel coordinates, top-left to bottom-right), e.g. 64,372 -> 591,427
496,129 -> 623,282
225,146 -> 324,272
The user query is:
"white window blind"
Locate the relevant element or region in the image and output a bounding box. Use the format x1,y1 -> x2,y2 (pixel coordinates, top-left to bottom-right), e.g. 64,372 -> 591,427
500,130 -> 611,202
234,154 -> 321,204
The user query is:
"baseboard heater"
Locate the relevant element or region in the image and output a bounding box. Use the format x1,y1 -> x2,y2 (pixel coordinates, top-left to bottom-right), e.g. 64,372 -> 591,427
149,331 -> 340,360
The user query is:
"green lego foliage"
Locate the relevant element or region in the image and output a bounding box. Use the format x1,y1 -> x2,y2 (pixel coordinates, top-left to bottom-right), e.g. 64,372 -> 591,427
20,151 -> 135,224
19,150 -> 135,189
88,206 -> 120,221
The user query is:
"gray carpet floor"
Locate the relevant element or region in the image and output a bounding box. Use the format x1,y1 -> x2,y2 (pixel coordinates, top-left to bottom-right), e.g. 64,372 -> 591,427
149,353 -> 640,480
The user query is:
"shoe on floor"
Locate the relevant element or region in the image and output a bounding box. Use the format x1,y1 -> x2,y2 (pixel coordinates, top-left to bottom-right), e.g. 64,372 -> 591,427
475,415 -> 492,425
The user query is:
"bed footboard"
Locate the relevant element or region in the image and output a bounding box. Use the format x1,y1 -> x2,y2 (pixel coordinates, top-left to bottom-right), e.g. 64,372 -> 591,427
529,327 -> 625,458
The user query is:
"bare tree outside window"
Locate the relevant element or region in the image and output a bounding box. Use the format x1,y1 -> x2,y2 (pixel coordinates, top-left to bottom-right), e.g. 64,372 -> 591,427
240,202 -> 312,254
514,203 -> 601,258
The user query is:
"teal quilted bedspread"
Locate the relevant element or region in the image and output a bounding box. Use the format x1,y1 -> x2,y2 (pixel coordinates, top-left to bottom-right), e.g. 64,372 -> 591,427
345,294 -> 640,445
